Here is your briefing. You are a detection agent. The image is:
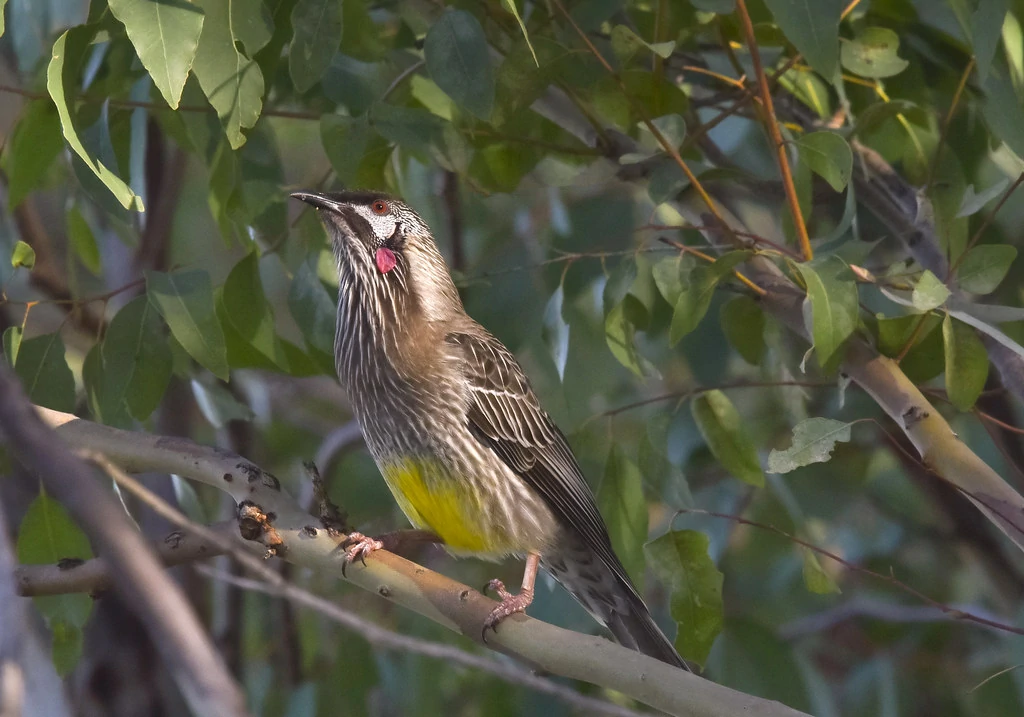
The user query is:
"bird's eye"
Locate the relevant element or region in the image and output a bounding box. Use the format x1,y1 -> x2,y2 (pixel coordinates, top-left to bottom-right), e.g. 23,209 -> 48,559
371,200 -> 389,215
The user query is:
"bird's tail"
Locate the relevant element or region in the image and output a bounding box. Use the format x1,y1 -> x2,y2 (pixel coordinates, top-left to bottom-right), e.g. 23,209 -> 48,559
544,534 -> 689,671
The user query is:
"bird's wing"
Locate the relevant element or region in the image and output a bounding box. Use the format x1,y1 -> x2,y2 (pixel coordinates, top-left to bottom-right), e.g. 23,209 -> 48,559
444,329 -> 640,597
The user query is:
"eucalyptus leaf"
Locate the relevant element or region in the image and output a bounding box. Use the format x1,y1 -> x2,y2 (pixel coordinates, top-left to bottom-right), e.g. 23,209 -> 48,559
943,314 -> 989,411
692,390 -> 764,486
763,0 -> 844,80
795,131 -> 852,192
768,418 -> 853,474
911,270 -> 951,312
146,270 -> 230,380
840,27 -> 909,78
956,245 -> 1016,295
796,256 -> 859,367
424,10 -> 493,120
290,0 -> 343,93
646,530 -> 724,668
542,286 -> 570,381
598,447 -> 648,592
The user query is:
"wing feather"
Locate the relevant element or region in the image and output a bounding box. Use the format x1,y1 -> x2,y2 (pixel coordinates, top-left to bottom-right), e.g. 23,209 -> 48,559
446,329 -> 640,598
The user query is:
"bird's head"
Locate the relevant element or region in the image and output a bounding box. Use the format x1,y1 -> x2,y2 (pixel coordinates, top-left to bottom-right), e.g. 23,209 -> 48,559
290,190 -> 461,326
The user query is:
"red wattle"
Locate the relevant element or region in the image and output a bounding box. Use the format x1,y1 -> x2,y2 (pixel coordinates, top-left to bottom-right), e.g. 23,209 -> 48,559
375,247 -> 397,273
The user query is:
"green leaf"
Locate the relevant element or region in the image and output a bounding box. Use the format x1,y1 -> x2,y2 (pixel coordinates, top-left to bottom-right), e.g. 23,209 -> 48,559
14,333 -> 75,412
320,114 -> 372,186
763,0 -> 844,80
191,376 -> 254,427
801,548 -> 841,594
3,326 -> 23,366
146,270 -> 229,380
221,252 -> 281,365
3,100 -> 64,209
108,0 -> 205,109
957,179 -> 1010,217
542,286 -> 570,381
911,270 -> 951,311
610,25 -> 675,61
289,0 -> 343,93
11,240 -> 35,270
645,530 -> 724,668
47,27 -> 144,211
652,255 -> 692,306
691,390 -> 764,486
95,296 -> 173,427
424,10 -> 494,120
192,0 -> 270,148
796,256 -> 859,366
972,0 -> 1009,82
288,260 -> 337,358
17,492 -> 94,675
840,27 -> 909,79
943,314 -> 989,411
598,447 -> 648,592
605,302 -> 646,377
767,418 -> 853,474
501,0 -> 538,67
795,131 -> 852,192
670,251 -> 751,346
956,245 -> 1017,295
66,206 -> 102,275
0,0 -> 6,37
875,314 -> 945,383
720,295 -> 766,365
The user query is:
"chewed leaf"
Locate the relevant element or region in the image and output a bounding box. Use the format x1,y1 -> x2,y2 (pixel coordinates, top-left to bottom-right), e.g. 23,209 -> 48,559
768,417 -> 853,474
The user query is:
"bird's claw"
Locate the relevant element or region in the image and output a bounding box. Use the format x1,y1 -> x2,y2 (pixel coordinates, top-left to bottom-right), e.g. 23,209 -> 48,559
480,578 -> 531,643
340,532 -> 383,576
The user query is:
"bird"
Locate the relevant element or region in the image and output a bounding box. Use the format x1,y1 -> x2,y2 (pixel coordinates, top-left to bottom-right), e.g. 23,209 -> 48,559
290,189 -> 686,669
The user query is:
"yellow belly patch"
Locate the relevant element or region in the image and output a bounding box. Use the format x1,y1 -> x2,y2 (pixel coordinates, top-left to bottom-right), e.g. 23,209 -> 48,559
381,458 -> 492,553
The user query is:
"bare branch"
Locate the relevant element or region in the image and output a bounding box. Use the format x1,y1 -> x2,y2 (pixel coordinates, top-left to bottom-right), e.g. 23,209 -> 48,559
0,367 -> 250,717
32,405 -> 810,717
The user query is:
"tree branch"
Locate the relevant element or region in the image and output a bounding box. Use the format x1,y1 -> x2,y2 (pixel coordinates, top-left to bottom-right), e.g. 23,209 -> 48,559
0,367 -> 251,717
29,405 -> 810,717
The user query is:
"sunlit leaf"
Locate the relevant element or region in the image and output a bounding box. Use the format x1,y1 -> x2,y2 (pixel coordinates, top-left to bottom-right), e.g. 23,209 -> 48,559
108,0 -> 205,108
11,240 -> 35,269
796,256 -> 859,366
646,529 -> 724,668
795,131 -> 852,192
424,10 -> 493,120
911,270 -> 951,312
692,390 -> 764,486
192,0 -> 270,148
146,270 -> 229,380
670,251 -> 751,346
768,418 -> 853,474
943,314 -> 988,411
47,27 -> 144,211
840,27 -> 909,79
956,245 -> 1017,295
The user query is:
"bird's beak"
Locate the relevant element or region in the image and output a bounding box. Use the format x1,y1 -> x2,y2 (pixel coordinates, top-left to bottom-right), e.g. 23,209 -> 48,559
290,191 -> 339,212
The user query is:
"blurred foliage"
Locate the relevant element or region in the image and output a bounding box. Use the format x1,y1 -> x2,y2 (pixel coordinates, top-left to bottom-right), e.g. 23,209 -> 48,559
2,0 -> 1024,714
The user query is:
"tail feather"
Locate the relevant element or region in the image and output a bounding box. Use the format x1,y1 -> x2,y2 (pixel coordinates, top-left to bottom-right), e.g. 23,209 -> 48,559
544,534 -> 689,671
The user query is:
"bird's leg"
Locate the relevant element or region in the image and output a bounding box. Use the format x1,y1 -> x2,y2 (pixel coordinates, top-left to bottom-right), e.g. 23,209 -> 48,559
340,529 -> 441,567
482,551 -> 541,639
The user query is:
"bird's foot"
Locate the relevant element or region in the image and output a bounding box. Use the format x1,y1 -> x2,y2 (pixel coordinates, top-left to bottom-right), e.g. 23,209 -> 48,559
481,578 -> 534,641
340,532 -> 383,575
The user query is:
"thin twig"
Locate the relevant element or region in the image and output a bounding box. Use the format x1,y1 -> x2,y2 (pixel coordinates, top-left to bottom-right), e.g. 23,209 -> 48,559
734,0 -> 813,261
676,509 -> 1024,636
87,454 -> 654,717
